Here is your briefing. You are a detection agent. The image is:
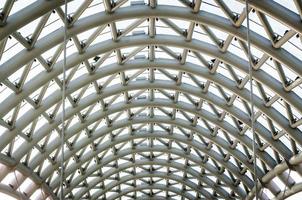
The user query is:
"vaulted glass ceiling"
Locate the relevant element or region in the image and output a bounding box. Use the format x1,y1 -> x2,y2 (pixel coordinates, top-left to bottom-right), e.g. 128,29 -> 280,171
1,0 -> 302,199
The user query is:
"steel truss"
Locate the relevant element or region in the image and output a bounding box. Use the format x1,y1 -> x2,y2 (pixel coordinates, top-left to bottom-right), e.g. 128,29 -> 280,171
0,0 -> 302,199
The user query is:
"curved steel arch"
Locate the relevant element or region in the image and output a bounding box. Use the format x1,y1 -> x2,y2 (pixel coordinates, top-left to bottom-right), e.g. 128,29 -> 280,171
247,153 -> 302,199
44,116 -> 282,198
0,183 -> 29,200
1,0 -> 301,41
0,154 -> 57,199
1,5 -> 302,80
0,65 -> 298,198
14,76 -> 293,161
103,183 -> 196,200
0,36 -> 300,162
16,84 -> 284,181
4,67 -> 294,197
62,145 -> 249,199
86,171 -> 214,200
68,158 -> 242,199
39,99 -> 275,174
11,63 -> 287,161
46,127 -> 256,190
0,0 -> 71,39
26,97 -> 275,177
135,196 -> 178,200
4,58 -> 295,157
2,59 -> 294,186
0,37 -> 300,151
56,130 -> 249,198
246,0 -> 302,34
2,35 -> 301,118
1,18 -> 301,118
0,0 -> 302,199
273,182 -> 302,200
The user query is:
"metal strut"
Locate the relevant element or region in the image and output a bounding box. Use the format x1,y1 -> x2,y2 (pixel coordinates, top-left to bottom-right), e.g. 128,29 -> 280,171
245,1 -> 258,199
60,0 -> 68,199
13,170 -> 23,199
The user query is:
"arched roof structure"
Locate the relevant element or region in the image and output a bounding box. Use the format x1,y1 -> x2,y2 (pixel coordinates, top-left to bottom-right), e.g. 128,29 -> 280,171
0,0 -> 302,199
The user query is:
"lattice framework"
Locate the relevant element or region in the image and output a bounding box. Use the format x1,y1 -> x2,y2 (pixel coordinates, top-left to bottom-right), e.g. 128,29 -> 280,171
0,0 -> 302,199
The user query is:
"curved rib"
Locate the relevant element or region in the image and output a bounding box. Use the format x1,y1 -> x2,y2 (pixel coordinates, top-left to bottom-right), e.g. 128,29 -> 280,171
10,65 -> 294,161
23,99 -> 276,174
14,82 -> 287,167
0,154 -> 57,199
1,38 -> 300,148
1,5 -> 302,81
84,172 -> 214,200
68,158 -> 243,199
0,183 -> 29,200
43,134 -> 256,191
41,129 -> 262,190
105,183 -> 196,200
0,0 -> 71,40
